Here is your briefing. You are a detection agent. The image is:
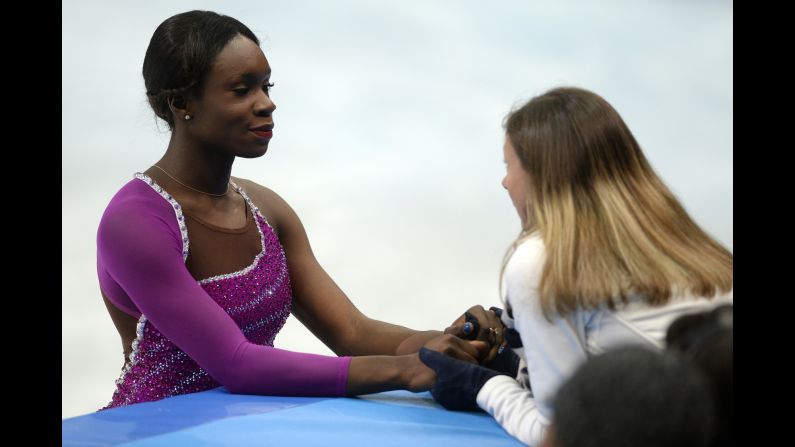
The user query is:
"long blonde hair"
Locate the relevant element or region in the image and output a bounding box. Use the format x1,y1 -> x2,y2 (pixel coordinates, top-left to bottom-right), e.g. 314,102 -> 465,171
501,87 -> 732,319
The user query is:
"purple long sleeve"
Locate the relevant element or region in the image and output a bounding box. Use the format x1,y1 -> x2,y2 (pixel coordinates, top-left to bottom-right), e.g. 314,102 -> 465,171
97,178 -> 351,400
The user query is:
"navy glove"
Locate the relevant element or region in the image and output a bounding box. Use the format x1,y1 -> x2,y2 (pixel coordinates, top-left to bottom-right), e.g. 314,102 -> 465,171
483,344 -> 520,377
419,347 -> 503,411
484,306 -> 520,377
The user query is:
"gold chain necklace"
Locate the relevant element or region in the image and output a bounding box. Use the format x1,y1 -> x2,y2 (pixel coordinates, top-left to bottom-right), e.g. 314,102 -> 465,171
152,165 -> 230,197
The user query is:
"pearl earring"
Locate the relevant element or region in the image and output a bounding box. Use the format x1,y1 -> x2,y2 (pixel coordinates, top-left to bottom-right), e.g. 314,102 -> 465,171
184,114 -> 192,121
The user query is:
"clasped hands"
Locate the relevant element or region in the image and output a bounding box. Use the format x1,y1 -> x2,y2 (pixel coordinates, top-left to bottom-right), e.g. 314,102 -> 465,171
413,305 -> 519,411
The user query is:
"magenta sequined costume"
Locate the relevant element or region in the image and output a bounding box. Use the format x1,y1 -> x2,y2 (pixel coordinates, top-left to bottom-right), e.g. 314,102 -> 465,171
97,174 -> 351,409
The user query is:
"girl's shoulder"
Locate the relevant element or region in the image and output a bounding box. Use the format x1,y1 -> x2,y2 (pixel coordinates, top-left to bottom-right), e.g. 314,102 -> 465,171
503,233 -> 546,291
508,233 -> 546,269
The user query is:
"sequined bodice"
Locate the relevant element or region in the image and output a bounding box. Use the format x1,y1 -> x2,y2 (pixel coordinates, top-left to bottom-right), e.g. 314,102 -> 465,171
103,175 -> 292,408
